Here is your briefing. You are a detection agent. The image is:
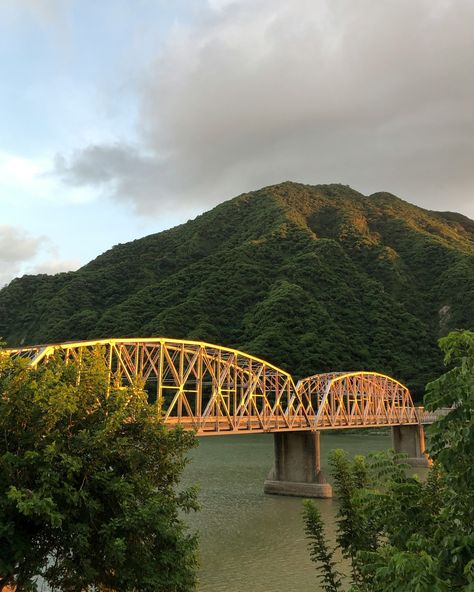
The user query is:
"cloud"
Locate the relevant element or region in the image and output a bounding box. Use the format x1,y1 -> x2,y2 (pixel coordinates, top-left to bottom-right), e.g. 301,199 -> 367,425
0,151 -> 96,206
0,0 -> 67,27
0,224 -> 80,288
29,257 -> 81,276
54,144 -> 161,207
0,225 -> 45,264
0,225 -> 45,287
54,0 -> 474,219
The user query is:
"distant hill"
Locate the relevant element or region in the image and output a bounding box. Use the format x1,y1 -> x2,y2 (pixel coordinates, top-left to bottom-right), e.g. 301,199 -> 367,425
1,182 -> 473,396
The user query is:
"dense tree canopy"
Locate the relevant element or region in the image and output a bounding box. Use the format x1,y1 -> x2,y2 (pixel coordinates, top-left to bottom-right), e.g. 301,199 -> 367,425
1,183 -> 473,398
304,330 -> 474,591
0,348 -> 198,592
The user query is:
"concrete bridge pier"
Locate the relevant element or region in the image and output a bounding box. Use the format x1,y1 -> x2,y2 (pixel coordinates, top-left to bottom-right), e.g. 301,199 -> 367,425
392,424 -> 431,467
264,430 -> 333,498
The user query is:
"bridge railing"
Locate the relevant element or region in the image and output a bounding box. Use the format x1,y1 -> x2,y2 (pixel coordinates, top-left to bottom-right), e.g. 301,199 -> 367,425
4,338 -> 446,434
416,406 -> 451,424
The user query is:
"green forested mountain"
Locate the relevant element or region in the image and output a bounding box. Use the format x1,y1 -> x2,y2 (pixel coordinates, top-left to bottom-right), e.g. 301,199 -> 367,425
1,182 -> 473,396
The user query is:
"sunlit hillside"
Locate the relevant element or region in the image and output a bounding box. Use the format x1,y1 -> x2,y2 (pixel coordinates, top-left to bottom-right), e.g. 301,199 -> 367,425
1,182 -> 473,396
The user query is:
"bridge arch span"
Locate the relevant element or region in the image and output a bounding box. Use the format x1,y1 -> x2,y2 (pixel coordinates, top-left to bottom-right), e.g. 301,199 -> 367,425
296,371 -> 418,428
7,339 -> 421,433
7,337 -> 311,434
6,340 -> 434,497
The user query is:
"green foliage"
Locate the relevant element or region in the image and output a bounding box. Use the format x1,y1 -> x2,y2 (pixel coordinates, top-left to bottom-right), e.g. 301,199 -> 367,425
304,330 -> 474,591
0,349 -> 198,592
303,500 -> 342,592
425,330 -> 474,502
328,451 -> 375,585
1,182 -> 473,397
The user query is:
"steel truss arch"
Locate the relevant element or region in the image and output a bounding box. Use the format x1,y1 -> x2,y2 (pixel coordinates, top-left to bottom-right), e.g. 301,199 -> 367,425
296,371 -> 418,428
6,339 -> 422,433
6,338 -> 311,434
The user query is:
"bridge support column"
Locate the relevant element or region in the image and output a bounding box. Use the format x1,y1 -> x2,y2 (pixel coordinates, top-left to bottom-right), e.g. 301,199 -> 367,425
392,424 -> 431,467
264,431 -> 332,498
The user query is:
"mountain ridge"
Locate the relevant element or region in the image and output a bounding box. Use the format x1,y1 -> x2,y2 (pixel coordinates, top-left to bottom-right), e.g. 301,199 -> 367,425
1,181 -> 473,396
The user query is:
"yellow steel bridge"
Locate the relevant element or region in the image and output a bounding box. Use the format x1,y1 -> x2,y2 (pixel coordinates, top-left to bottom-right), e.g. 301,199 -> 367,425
7,337 -> 431,435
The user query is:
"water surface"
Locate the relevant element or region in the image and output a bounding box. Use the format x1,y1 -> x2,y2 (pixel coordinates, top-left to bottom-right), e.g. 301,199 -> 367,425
184,430 -> 394,592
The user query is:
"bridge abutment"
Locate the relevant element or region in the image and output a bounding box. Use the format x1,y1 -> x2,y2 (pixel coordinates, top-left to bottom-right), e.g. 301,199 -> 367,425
264,431 -> 332,498
391,424 -> 431,467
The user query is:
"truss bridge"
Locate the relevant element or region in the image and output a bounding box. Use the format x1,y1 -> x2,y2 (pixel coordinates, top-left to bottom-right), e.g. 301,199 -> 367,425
8,337 -> 427,434
7,337 -> 437,497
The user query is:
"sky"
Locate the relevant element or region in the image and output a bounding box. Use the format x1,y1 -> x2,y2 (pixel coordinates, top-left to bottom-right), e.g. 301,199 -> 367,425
1,0 -> 474,287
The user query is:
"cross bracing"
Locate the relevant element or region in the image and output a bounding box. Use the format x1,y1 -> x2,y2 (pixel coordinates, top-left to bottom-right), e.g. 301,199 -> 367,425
6,337 -> 429,434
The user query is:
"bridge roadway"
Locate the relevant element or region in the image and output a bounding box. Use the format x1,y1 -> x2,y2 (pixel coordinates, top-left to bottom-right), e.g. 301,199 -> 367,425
8,337 -> 437,497
7,337 -> 431,433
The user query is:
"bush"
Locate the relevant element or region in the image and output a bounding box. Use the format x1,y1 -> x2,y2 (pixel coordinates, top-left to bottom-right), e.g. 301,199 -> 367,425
304,330 -> 474,591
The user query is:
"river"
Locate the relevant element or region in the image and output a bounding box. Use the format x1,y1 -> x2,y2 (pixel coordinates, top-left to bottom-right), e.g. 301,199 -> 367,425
184,430 -> 397,592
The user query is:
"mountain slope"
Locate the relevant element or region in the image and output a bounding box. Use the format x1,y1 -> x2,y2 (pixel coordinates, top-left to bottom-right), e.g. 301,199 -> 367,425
1,182 -> 473,396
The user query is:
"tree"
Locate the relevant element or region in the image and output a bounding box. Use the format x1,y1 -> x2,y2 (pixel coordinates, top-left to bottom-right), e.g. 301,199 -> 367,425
304,330 -> 474,592
303,500 -> 342,592
0,348 -> 198,592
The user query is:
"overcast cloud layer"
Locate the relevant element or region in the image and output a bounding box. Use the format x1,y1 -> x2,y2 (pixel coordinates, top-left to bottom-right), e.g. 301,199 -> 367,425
2,0 -> 474,287
55,0 -> 474,217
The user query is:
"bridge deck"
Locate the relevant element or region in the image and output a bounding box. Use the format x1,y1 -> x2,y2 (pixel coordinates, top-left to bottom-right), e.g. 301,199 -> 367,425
5,337 -> 442,434
165,414 -> 422,435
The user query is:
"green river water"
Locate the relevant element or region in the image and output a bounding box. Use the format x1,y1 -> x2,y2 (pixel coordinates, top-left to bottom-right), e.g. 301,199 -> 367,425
184,430 -> 400,592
